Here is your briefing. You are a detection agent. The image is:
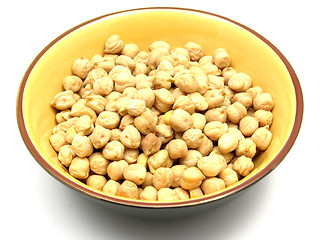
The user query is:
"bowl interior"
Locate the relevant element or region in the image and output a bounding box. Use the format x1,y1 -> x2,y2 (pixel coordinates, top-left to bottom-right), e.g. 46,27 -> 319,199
19,8 -> 298,206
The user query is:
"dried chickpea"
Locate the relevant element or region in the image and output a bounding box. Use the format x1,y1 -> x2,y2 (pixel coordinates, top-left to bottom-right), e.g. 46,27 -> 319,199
158,188 -> 180,202
153,88 -> 174,113
228,73 -> 252,92
115,55 -> 136,71
51,90 -> 77,110
197,135 -> 214,156
140,186 -> 158,201
58,145 -> 75,167
84,68 -> 107,86
88,152 -> 109,175
167,139 -> 188,159
152,167 -> 174,190
153,71 -> 174,89
78,84 -> 93,99
232,92 -> 253,109
149,41 -> 171,52
205,107 -> 227,123
251,126 -> 272,150
147,150 -> 173,173
226,102 -> 247,124
123,148 -> 139,164
239,116 -> 259,137
113,71 -> 136,93
56,109 -> 72,124
169,109 -> 192,132
72,133 -> 93,158
182,129 -> 204,149
236,138 -> 257,158
135,87 -> 155,108
107,160 -> 128,181
115,96 -> 131,116
204,121 -> 228,141
86,175 -> 107,191
207,75 -> 224,90
141,172 -> 154,188
102,140 -> 125,161
124,99 -> 146,117
69,157 -> 90,180
104,34 -> 124,54
188,92 -> 209,111
92,76 -> 114,96
191,113 -> 206,130
121,43 -> 140,58
156,124 -> 174,144
75,115 -> 94,135
49,130 -> 67,152
204,89 -> 226,109
222,67 -> 237,84
123,163 -> 147,185
63,75 -> 82,92
93,56 -> 115,73
218,133 -> 239,154
253,93 -> 274,111
199,55 -> 212,65
141,133 -> 162,156
212,48 -> 231,69
201,177 -> 226,194
197,155 -> 226,177
218,167 -> 238,187
103,179 -> 120,196
171,165 -> 188,188
180,167 -> 205,190
254,109 -> 273,126
117,180 -> 139,199
175,70 -> 198,93
65,125 -> 77,144
201,63 -> 221,76
210,146 -> 234,164
95,111 -> 120,129
174,187 -> 189,200
120,125 -> 141,149
72,57 -> 91,79
104,91 -> 122,112
110,129 -> 121,141
233,155 -> 254,177
147,48 -> 170,69
185,41 -> 204,61
179,150 -> 202,167
173,95 -> 196,114
227,127 -> 245,142
86,95 -> 107,114
189,187 -> 204,198
246,86 -> 263,99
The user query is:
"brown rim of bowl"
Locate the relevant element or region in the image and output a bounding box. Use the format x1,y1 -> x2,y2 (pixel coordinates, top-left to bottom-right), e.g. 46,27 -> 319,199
16,7 -> 303,208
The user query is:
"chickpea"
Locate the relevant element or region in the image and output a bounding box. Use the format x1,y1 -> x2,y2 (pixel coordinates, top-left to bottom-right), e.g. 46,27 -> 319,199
78,83 -> 93,99
157,59 -> 175,75
95,111 -> 120,129
149,41 -> 171,52
254,109 -> 273,127
199,55 -> 212,65
123,163 -> 146,185
253,93 -> 274,111
121,43 -> 140,58
124,99 -> 146,117
153,71 -> 174,89
167,139 -> 188,159
236,138 -> 256,158
222,67 -> 237,84
86,175 -> 107,191
197,155 -> 226,177
69,157 -> 90,180
169,109 -> 192,132
174,187 -> 190,200
121,148 -> 138,165
49,130 -> 67,152
104,34 -> 124,54
189,187 -> 204,198
233,155 -> 254,177
65,125 -> 77,144
63,75 -> 82,92
227,127 -> 245,142
201,177 -> 226,194
201,63 -> 221,76
251,126 -> 273,150
123,86 -> 139,99
117,180 -> 139,199
204,89 -> 226,109
152,167 -> 174,190
92,76 -> 113,96
246,86 -> 263,99
228,73 -> 252,92
75,115 -> 94,135
226,102 -> 247,124
113,71 -> 136,93
173,95 -> 196,114
191,113 -> 206,131
185,41 -> 204,61
218,167 -> 238,187
120,125 -> 141,149
85,95 -> 107,114
140,186 -> 158,201
141,133 -> 162,156
188,92 -> 209,111
115,96 -> 131,116
135,87 -> 155,108
204,121 -> 228,141
207,75 -> 224,90
210,146 -> 234,164
180,167 -> 205,190
238,116 -> 259,137
103,179 -> 120,196
58,117 -> 79,132
212,48 -> 231,69
71,133 -> 93,158
102,141 -> 125,160
156,124 -> 174,144
179,150 -> 202,167
72,56 -> 91,79
218,133 -> 239,154
104,91 -> 122,112
182,129 -> 204,149
232,92 -> 253,109
110,129 -> 121,142
107,160 -> 128,181
141,172 -> 154,188
88,152 -> 109,175
174,70 -> 198,93
115,55 -> 136,71
171,87 -> 186,100
147,48 -> 170,69
51,90 -> 77,110
93,56 -> 115,73
205,107 -> 227,123
153,88 -> 174,113
58,145 -> 75,167
158,188 -> 180,202
56,109 -> 72,124
84,68 -> 107,86
197,135 -> 214,156
171,165 -> 188,188
147,150 -> 173,173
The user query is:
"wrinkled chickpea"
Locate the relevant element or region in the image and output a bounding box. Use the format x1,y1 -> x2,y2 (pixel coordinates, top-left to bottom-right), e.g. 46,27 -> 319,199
86,175 -> 107,191
103,179 -> 120,196
63,75 -> 82,92
218,167 -> 238,187
226,102 -> 247,124
228,73 -> 252,92
96,111 -> 120,129
166,139 -> 188,159
51,90 -> 78,110
239,116 -> 259,137
117,180 -> 139,199
197,135 -> 214,156
140,186 -> 158,201
147,149 -> 173,173
69,157 -> 90,180
123,163 -> 146,185
204,121 -> 228,141
233,156 -> 254,177
158,188 -> 180,202
107,160 -> 128,181
120,125 -> 141,149
218,132 -> 239,154
180,167 -> 205,190
89,152 -> 109,175
179,150 -> 202,167
153,167 -> 174,190
254,109 -> 273,127
205,107 -> 227,123
72,133 -> 93,158
197,155 -> 226,177
102,140 -> 125,161
191,113 -> 206,130
169,109 -> 192,132
253,93 -> 274,111
72,57 -> 91,79
123,148 -> 139,164
201,177 -> 226,194
212,48 -> 231,69
182,129 -> 204,149
236,138 -> 257,158
251,126 -> 273,150
58,145 -> 75,167
104,34 -> 124,54
141,133 -> 162,156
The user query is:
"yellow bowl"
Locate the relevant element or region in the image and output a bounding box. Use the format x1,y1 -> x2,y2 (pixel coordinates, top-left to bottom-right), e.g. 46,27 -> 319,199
16,7 -> 303,215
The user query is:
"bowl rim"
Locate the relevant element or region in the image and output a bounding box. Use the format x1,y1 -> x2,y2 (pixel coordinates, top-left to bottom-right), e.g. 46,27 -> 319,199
16,7 -> 304,208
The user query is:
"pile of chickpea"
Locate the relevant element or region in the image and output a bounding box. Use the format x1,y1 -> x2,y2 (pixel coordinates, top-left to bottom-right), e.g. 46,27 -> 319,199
49,35 -> 274,202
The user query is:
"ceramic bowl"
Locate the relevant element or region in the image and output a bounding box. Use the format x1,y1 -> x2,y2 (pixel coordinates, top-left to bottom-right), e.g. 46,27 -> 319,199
17,7 -> 303,217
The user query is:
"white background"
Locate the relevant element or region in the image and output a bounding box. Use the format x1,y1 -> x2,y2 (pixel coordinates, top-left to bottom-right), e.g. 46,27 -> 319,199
2,0 -> 318,239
